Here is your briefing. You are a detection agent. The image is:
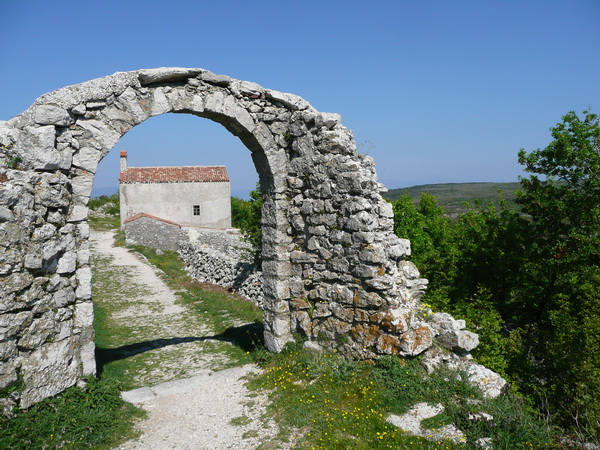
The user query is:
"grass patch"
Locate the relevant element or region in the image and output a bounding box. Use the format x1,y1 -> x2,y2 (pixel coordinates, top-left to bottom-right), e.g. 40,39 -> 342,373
248,341 -> 554,449
0,377 -> 145,449
130,245 -> 263,334
242,429 -> 260,439
89,215 -> 121,231
421,413 -> 455,430
230,415 -> 252,426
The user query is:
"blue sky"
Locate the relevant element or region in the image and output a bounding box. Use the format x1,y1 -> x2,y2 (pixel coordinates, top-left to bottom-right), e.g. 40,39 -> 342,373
1,0 -> 598,197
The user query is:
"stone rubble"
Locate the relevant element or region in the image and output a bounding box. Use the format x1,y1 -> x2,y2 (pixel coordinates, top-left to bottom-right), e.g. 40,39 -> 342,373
0,67 -> 506,409
421,346 -> 508,398
386,402 -> 498,447
386,402 -> 466,444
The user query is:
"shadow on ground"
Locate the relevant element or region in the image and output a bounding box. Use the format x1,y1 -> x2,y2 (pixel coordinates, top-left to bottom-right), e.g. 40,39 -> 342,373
95,322 -> 264,377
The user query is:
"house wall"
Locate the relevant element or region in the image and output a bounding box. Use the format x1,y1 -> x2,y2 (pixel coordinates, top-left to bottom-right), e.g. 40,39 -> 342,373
119,181 -> 231,227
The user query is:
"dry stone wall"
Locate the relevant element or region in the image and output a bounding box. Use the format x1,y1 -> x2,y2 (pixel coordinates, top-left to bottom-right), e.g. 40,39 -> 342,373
0,67 -> 495,409
122,213 -> 263,304
179,243 -> 263,306
123,213 -> 186,251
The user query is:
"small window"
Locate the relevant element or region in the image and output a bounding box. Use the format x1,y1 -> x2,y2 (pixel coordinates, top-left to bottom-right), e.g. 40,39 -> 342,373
193,205 -> 200,216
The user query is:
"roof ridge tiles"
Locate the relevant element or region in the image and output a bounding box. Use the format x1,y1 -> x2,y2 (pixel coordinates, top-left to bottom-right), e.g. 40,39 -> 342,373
120,165 -> 230,184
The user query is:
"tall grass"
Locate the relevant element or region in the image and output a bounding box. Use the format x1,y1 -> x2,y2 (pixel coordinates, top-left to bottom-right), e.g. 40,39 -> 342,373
0,377 -> 145,449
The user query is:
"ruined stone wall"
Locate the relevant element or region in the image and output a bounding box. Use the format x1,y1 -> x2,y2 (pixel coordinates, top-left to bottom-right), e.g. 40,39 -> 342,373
123,213 -> 186,251
183,226 -> 244,255
179,243 -> 263,306
123,214 -> 263,304
0,67 -> 488,409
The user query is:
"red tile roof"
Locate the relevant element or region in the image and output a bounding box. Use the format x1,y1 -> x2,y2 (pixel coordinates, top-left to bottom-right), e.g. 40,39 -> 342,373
123,212 -> 181,226
120,165 -> 229,184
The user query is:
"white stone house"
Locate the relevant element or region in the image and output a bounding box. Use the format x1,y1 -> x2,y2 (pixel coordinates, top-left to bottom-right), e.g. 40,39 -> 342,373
119,151 -> 232,228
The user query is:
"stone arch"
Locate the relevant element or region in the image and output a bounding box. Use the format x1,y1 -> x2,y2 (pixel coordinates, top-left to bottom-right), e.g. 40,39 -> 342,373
1,68 -> 479,408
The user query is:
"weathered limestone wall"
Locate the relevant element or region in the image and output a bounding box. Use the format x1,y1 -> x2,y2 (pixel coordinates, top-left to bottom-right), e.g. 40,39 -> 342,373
123,213 -> 186,251
0,67 -> 488,409
122,214 -> 263,303
183,226 -> 245,255
179,243 -> 263,306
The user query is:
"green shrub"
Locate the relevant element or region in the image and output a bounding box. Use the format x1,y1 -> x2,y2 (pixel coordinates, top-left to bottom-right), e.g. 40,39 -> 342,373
0,377 -> 144,449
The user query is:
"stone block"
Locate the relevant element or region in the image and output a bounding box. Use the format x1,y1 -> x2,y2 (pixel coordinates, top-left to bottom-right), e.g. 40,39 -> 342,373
73,300 -> 93,334
79,339 -> 96,376
261,259 -> 292,276
352,264 -> 379,278
53,287 -> 76,308
438,329 -> 479,353
262,277 -> 290,302
0,359 -> 18,391
0,339 -> 17,360
56,250 -> 77,274
376,308 -> 410,334
200,71 -> 231,86
72,146 -> 101,173
35,105 -> 74,126
266,90 -> 310,111
138,67 -> 202,85
320,112 -> 341,129
68,203 -> 88,223
291,310 -> 312,336
399,326 -> 433,356
21,125 -> 66,171
70,172 -> 94,198
359,244 -> 386,264
351,323 -> 381,347
365,275 -> 395,291
20,339 -> 79,408
332,303 -> 354,322
71,104 -> 86,115
388,239 -> 411,258
312,302 -> 332,318
466,363 -> 508,398
376,334 -> 402,355
0,272 -> 33,298
429,312 -> 466,335
75,267 -> 92,299
149,88 -> 171,116
0,206 -> 14,222
354,289 -> 386,308
17,313 -> 56,350
0,311 -> 32,341
76,119 -> 120,154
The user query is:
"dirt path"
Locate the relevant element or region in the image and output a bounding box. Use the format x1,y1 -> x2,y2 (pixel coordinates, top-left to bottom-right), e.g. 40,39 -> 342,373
90,230 -> 279,449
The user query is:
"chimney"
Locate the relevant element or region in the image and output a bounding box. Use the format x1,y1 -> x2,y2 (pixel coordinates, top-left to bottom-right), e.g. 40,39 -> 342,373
120,151 -> 128,172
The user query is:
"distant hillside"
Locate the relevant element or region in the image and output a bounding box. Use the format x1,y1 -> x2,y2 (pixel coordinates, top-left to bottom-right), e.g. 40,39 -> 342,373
383,182 -> 521,215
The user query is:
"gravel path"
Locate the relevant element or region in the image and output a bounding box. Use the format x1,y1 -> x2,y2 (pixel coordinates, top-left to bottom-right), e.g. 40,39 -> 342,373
90,231 -> 280,449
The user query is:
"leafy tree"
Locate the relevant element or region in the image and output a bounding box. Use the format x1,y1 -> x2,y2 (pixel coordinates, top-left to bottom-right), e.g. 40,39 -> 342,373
231,183 -> 263,266
390,111 -> 600,441
451,199 -> 531,320
514,110 -> 600,438
392,193 -> 455,289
